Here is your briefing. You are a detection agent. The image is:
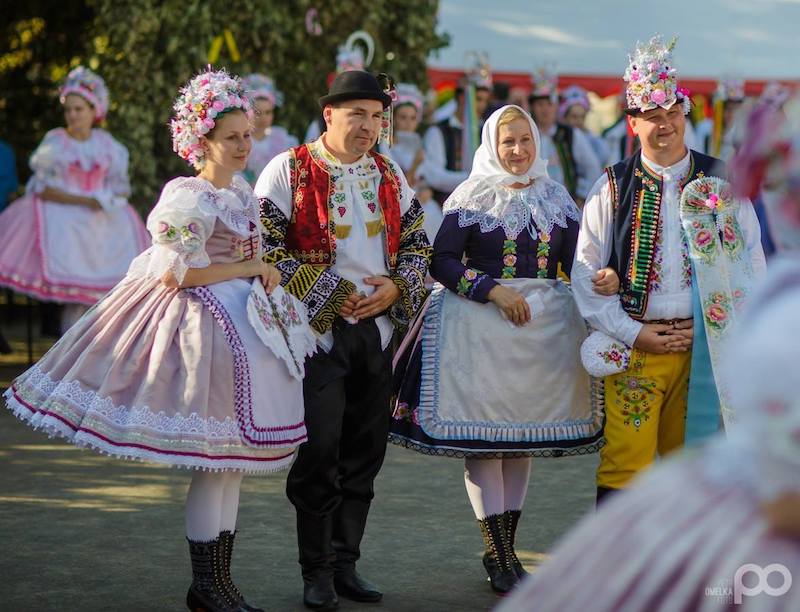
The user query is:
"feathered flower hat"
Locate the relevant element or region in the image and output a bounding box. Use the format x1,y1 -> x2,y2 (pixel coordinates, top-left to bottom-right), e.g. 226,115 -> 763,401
170,68 -> 253,168
393,82 -> 424,115
624,34 -> 690,114
530,67 -> 558,102
713,77 -> 746,103
731,95 -> 800,246
59,66 -> 109,122
242,73 -> 284,108
558,84 -> 590,120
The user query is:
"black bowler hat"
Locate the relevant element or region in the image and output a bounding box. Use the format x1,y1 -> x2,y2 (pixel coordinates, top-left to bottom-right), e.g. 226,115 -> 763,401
318,70 -> 392,109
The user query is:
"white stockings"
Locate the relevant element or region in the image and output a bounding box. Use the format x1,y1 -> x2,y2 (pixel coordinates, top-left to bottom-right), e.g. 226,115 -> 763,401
185,470 -> 244,541
464,457 -> 532,519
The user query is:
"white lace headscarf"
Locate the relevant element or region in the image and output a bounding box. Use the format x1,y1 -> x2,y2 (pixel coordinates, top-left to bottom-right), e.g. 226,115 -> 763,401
443,104 -> 578,240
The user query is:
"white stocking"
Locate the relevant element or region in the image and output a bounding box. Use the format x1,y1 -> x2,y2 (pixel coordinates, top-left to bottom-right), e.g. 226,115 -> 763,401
220,472 -> 244,532
186,471 -> 228,541
464,458 -> 505,519
60,303 -> 88,334
502,457 -> 532,511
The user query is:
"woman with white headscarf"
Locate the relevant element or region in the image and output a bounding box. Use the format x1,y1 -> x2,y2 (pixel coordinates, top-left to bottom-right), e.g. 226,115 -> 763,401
390,105 -> 616,594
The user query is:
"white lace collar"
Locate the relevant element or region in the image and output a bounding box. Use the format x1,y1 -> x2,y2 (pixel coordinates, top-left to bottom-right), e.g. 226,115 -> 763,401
443,176 -> 579,240
163,175 -> 258,237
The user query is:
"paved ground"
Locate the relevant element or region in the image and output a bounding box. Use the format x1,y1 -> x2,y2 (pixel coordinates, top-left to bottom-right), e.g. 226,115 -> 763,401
0,321 -> 599,611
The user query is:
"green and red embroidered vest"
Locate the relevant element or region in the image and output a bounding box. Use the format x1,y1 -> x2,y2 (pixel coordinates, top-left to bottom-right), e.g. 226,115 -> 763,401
286,143 -> 403,268
606,150 -> 720,319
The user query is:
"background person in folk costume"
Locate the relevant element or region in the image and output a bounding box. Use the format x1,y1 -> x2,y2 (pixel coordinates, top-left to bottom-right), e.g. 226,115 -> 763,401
571,35 -> 766,505
256,70 -> 430,611
528,68 -> 602,207
499,97 -> 800,612
695,77 -> 747,162
390,105 -> 619,595
423,55 -> 492,204
0,67 -> 149,334
240,73 -> 298,186
558,84 -> 610,170
4,69 -> 309,612
381,82 -> 444,246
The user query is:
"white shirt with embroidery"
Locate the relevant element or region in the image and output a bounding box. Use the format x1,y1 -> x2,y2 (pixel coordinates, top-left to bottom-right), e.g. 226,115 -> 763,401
422,115 -> 470,194
255,137 -> 417,350
571,150 -> 766,347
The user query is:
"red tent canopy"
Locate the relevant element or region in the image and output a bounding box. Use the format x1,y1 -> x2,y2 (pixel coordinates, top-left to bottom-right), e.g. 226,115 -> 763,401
427,67 -> 796,99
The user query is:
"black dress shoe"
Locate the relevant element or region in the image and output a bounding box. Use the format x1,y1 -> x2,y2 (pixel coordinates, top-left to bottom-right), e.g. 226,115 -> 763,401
303,575 -> 339,611
333,569 -> 383,603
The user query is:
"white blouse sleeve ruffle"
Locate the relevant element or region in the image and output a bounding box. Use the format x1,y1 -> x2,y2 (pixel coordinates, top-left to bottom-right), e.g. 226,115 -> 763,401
128,179 -> 218,284
26,129 -> 64,195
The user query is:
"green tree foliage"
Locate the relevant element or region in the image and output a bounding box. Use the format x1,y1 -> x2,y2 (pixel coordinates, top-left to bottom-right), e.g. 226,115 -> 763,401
0,1 -> 448,214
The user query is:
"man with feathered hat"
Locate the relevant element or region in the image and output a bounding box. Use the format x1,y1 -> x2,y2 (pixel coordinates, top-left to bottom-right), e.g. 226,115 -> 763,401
571,35 -> 766,503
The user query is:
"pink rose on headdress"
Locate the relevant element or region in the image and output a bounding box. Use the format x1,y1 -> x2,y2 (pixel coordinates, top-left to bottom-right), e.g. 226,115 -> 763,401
659,72 -> 668,81
704,193 -> 719,210
651,89 -> 667,105
203,118 -> 215,130
212,100 -> 225,112
630,70 -> 641,81
648,61 -> 659,71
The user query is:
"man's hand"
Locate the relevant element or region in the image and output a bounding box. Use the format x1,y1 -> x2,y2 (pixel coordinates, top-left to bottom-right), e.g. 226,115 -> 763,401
663,318 -> 693,352
592,267 -> 620,296
352,276 -> 401,319
633,323 -> 688,354
339,292 -> 362,318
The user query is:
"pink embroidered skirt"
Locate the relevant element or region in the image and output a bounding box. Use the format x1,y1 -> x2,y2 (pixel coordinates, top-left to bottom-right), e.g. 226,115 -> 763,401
4,275 -> 307,472
0,194 -> 149,304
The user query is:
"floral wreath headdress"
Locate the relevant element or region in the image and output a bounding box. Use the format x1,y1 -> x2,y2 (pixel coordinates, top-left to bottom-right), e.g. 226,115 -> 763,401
624,34 -> 690,114
558,84 -> 591,120
393,82 -> 424,116
170,68 -> 254,168
59,66 -> 109,122
242,73 -> 284,108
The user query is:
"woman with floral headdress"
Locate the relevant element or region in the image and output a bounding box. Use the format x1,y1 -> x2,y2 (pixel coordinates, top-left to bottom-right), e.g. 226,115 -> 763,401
390,104 -> 618,594
498,96 -> 800,612
239,74 -> 298,186
4,69 -> 312,612
0,66 -> 149,333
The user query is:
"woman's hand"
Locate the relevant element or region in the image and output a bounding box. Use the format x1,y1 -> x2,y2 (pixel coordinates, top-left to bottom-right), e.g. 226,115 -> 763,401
242,259 -> 281,293
592,267 -> 620,296
488,285 -> 531,326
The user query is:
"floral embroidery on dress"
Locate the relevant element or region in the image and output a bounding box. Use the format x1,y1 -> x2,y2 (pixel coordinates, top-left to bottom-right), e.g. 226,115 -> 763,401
456,268 -> 483,297
536,232 -> 551,278
501,240 -> 517,278
599,342 -> 630,370
155,220 -> 204,252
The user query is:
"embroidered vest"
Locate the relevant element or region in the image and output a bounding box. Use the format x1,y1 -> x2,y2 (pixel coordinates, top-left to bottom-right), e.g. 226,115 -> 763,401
553,124 -> 578,198
286,144 -> 403,268
606,150 -> 720,319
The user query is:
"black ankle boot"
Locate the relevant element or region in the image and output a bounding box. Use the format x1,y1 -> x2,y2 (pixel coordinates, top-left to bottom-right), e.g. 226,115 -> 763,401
504,510 -> 528,579
186,537 -> 240,612
219,531 -> 263,612
478,514 -> 519,594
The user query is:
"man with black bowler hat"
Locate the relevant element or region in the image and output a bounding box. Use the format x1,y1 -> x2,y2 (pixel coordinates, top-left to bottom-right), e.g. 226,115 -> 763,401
255,70 -> 431,611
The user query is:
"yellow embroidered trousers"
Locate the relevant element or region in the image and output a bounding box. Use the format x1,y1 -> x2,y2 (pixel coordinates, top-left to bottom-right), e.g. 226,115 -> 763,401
597,349 -> 692,489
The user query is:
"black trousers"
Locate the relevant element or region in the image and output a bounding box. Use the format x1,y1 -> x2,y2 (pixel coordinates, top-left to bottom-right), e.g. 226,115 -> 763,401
286,317 -> 392,578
